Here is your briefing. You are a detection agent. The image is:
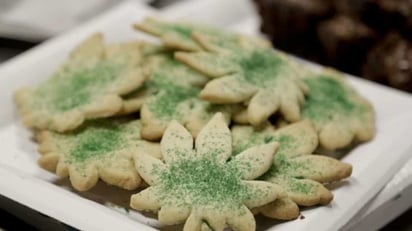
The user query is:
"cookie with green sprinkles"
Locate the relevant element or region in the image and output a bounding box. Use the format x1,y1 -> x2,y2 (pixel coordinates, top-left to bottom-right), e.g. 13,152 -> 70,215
123,44 -> 230,140
301,69 -> 375,150
175,36 -> 308,126
134,17 -> 271,53
232,121 -> 352,220
130,113 -> 286,231
37,118 -> 161,191
140,79 -> 233,141
14,34 -> 146,132
118,43 -> 209,115
191,30 -> 272,54
134,17 -> 225,52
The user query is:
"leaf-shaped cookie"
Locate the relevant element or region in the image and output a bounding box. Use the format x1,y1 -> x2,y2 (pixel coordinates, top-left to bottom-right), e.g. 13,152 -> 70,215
119,43 -> 209,115
176,39 -> 308,126
14,34 -> 146,132
140,77 -> 232,141
37,118 -> 160,191
134,17 -> 271,53
120,44 -> 230,140
232,121 -> 352,220
130,113 -> 285,231
134,17 -> 229,52
301,70 -> 375,150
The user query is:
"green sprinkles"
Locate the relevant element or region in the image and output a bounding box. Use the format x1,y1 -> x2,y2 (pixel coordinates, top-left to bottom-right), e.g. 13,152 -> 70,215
67,121 -> 124,162
161,54 -> 183,68
233,128 -> 266,155
302,75 -> 364,121
238,133 -> 304,179
287,179 -> 314,195
148,76 -> 199,118
275,154 -> 308,176
238,50 -> 284,87
143,54 -> 206,118
158,24 -> 193,38
261,165 -> 279,181
264,136 -> 274,144
157,158 -> 251,208
122,81 -> 149,100
153,21 -> 229,45
273,135 -> 297,157
233,131 -> 295,158
34,62 -> 122,112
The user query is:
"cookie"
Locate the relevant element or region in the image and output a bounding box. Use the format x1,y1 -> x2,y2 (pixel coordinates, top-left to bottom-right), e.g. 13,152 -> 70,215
14,34 -> 146,132
134,17 -> 231,52
140,77 -> 232,141
301,69 -> 375,150
37,118 -> 160,191
191,31 -> 272,54
119,44 -> 230,140
118,43 -> 209,115
175,36 -> 308,126
252,198 -> 299,221
130,113 -> 285,230
232,121 -> 352,220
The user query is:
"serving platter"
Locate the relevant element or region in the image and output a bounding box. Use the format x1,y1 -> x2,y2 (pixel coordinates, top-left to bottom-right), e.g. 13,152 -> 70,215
1,1 -> 412,230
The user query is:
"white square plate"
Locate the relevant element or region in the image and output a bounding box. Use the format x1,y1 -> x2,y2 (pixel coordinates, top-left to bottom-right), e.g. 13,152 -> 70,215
1,1 -> 412,231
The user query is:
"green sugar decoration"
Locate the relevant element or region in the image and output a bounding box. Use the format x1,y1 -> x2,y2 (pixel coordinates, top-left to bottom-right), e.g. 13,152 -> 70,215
233,130 -> 262,155
264,136 -> 275,144
238,50 -> 284,87
287,179 -> 315,195
68,121 -> 124,162
302,75 -> 362,121
158,24 -> 193,38
157,158 -> 251,208
35,62 -> 122,112
274,135 -> 297,157
262,135 -> 309,179
161,54 -> 183,68
233,130 -> 296,158
275,153 -> 308,176
149,76 -> 199,118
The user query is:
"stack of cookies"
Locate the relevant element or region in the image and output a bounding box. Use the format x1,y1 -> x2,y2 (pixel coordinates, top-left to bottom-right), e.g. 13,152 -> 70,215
14,17 -> 375,231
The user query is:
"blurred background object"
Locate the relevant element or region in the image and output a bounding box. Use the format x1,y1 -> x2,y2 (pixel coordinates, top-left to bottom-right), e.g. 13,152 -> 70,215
0,0 -> 189,62
254,0 -> 412,92
0,0 -> 128,41
0,0 -> 124,62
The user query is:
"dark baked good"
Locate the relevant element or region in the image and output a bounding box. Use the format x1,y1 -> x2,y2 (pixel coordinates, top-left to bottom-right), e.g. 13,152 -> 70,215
363,33 -> 412,92
317,15 -> 376,74
254,0 -> 412,93
360,0 -> 412,38
254,0 -> 333,61
333,0 -> 367,16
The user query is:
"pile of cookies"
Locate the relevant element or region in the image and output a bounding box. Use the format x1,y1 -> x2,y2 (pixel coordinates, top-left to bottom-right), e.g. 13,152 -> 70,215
14,17 -> 375,231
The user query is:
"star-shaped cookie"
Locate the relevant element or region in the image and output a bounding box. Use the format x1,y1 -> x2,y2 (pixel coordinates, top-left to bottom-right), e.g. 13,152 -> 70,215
119,43 -> 209,115
232,121 -> 352,220
37,118 -> 160,191
301,70 -> 375,150
14,34 -> 146,132
130,113 -> 285,230
176,36 -> 308,125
